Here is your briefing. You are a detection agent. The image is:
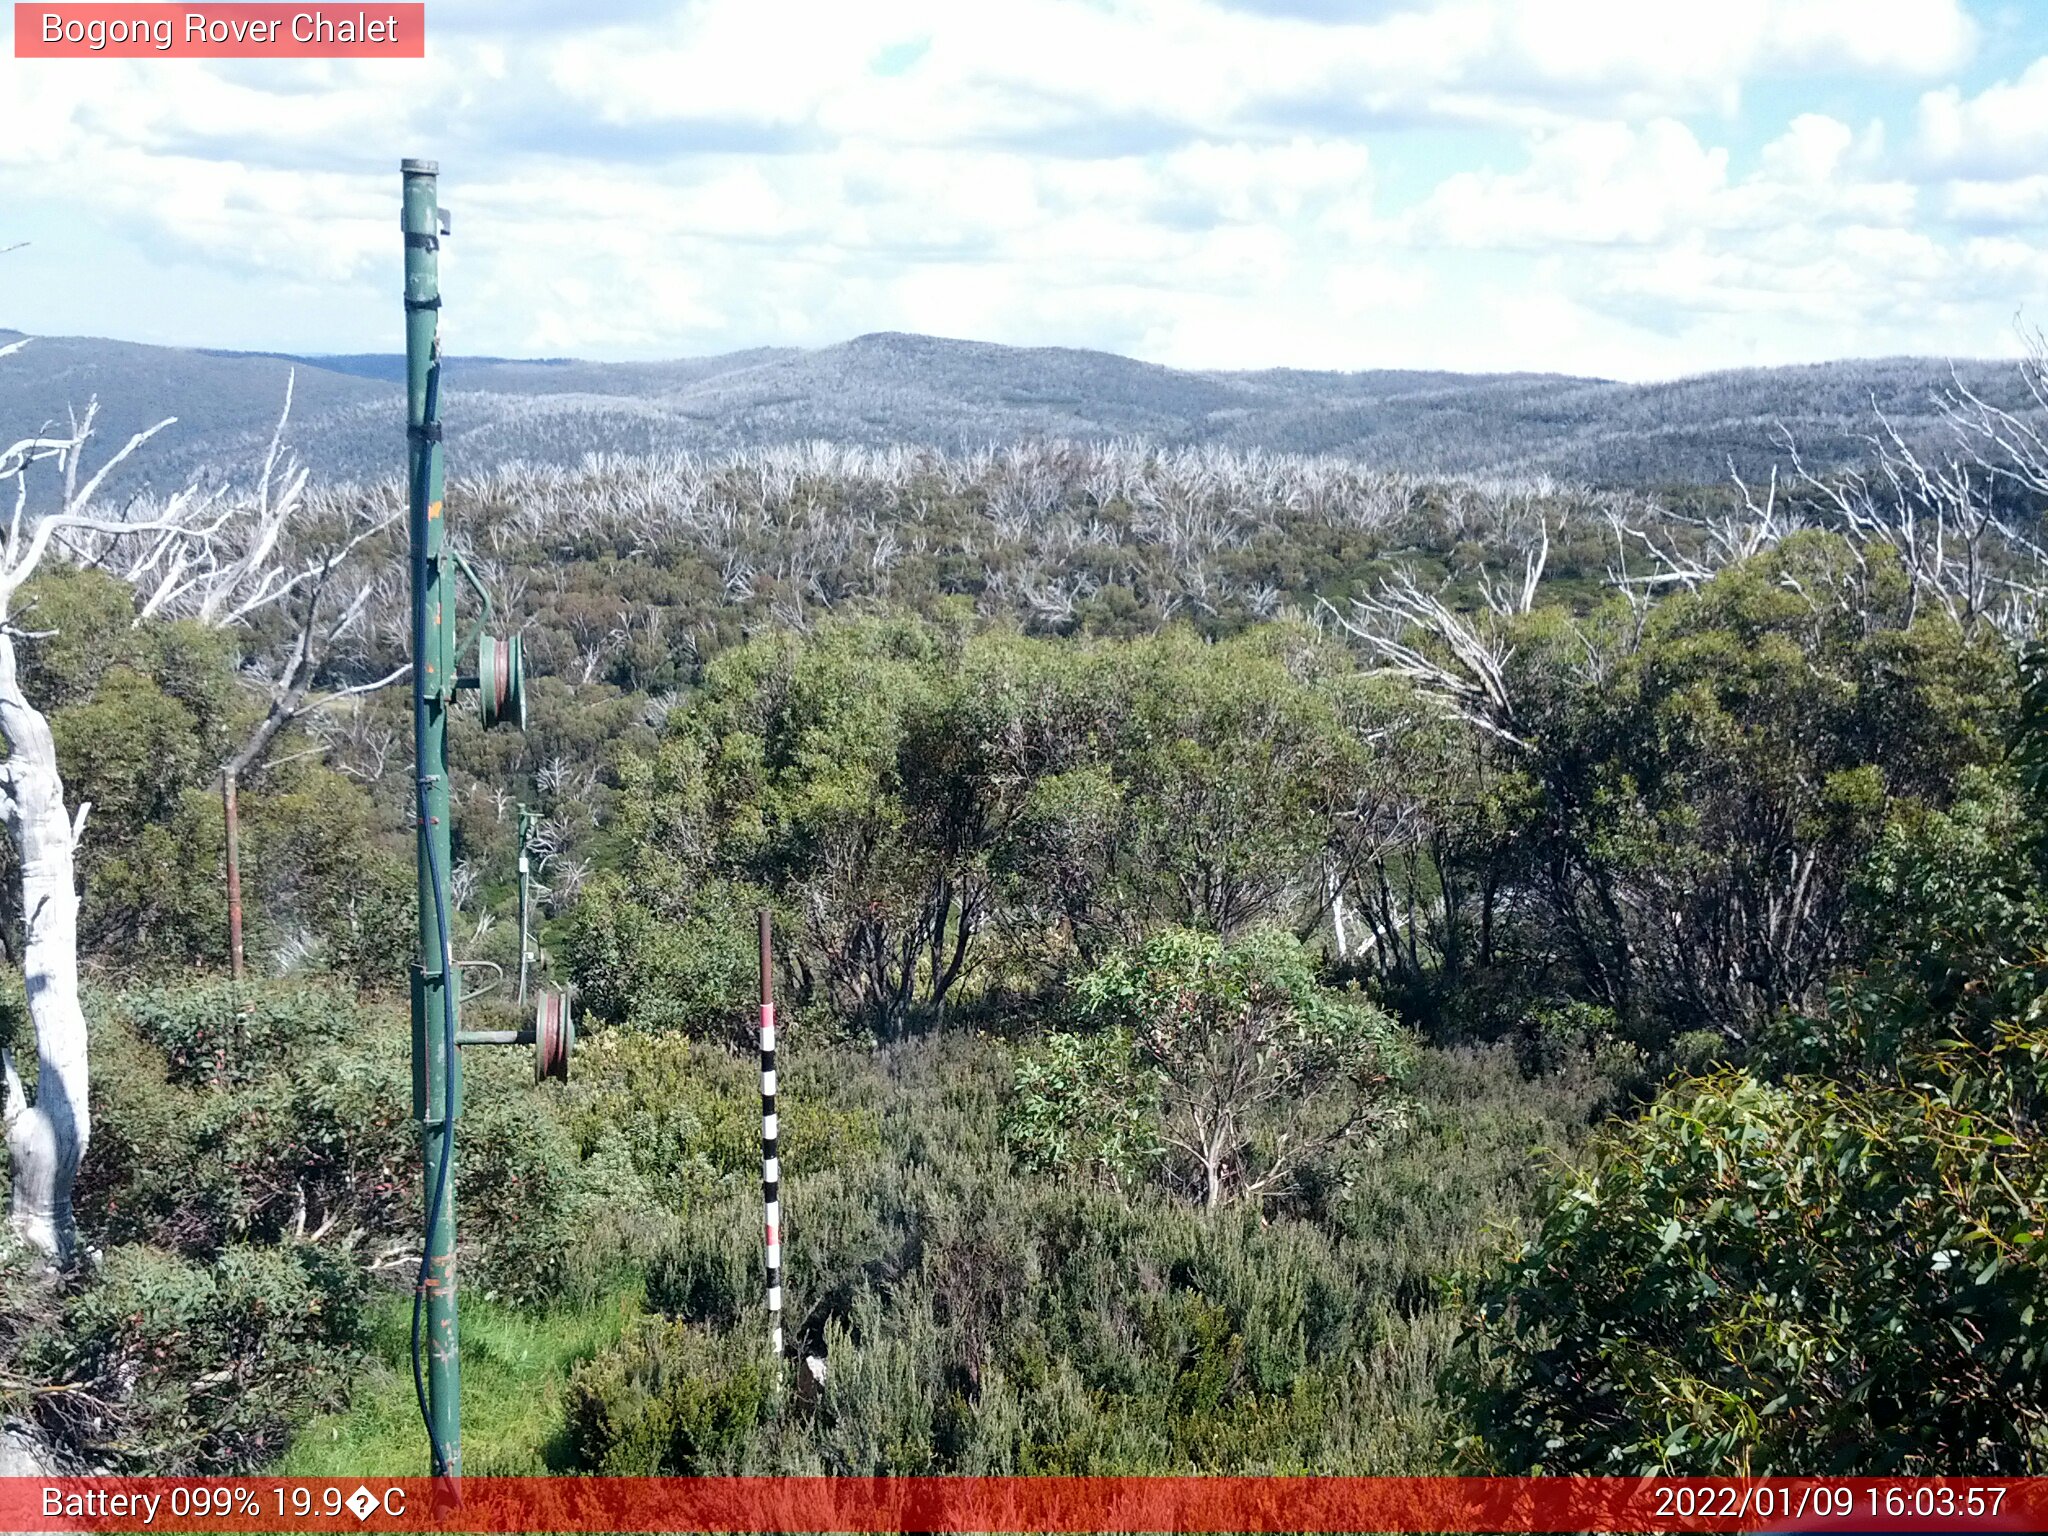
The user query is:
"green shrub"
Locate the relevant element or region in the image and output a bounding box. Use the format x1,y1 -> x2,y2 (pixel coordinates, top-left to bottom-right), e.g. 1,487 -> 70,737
810,1285 -> 944,1474
1454,1038 -> 2048,1474
80,982 -> 413,1252
558,1030 -> 880,1201
645,1197 -> 756,1328
559,1032 -> 1595,1478
564,1319 -> 771,1474
466,1030 -> 880,1309
119,979 -> 355,1087
1005,1026 -> 1162,1189
456,1057 -> 644,1307
1517,1000 -> 1651,1103
45,1242 -> 367,1472
567,876 -> 768,1040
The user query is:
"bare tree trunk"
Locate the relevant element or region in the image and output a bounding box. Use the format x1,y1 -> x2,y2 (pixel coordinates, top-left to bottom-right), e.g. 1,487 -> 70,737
0,634 -> 89,1264
224,768 -> 245,980
1199,1122 -> 1228,1208
1326,860 -> 1350,962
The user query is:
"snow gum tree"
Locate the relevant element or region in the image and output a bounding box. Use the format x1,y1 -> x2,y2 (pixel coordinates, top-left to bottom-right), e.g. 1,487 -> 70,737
0,342 -> 308,1260
0,394 -> 190,1260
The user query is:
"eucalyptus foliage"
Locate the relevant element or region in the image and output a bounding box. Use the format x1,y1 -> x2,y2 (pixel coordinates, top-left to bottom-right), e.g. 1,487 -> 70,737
1456,705 -> 2048,1474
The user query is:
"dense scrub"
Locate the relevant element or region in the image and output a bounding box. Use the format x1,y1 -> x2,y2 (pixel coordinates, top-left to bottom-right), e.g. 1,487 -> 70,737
564,1036 -> 1605,1476
0,969 -> 1605,1476
571,544 -> 2007,1060
3,984 -> 403,1469
0,386 -> 2044,1475
1455,679 -> 2048,1473
4,565 -> 412,982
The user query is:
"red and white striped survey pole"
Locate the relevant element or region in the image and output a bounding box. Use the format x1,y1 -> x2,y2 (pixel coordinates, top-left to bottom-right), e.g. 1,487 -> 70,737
758,909 -> 783,1362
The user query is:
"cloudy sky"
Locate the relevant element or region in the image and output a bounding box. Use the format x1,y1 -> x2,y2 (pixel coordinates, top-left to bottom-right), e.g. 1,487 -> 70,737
4,0 -> 2048,378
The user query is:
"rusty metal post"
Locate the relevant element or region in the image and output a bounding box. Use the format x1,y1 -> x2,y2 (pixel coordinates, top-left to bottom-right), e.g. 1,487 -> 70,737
223,770 -> 245,979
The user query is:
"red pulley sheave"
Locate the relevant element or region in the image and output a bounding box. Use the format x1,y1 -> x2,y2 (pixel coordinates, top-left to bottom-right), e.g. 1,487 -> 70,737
534,990 -> 573,1082
476,633 -> 526,731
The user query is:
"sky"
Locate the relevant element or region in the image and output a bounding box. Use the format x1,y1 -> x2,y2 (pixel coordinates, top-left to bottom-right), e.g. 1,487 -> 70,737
4,0 -> 2048,379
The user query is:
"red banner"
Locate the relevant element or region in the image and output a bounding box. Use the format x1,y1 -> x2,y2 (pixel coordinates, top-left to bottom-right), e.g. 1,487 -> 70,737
2,1477 -> 2043,1533
13,5 -> 425,58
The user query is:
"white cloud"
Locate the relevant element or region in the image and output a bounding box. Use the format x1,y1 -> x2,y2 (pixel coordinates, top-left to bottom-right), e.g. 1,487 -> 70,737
1409,120 -> 1729,248
1763,0 -> 1976,74
1389,102 -> 2009,377
1918,55 -> 2048,176
0,0 -> 2039,379
508,0 -> 1984,153
1944,174 -> 2048,227
1760,113 -> 1856,181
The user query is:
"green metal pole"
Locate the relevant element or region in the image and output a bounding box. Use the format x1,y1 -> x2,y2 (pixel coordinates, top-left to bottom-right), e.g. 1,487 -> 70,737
402,156 -> 461,1480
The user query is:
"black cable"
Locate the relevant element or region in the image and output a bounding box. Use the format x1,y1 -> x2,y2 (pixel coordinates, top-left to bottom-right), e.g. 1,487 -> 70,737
408,351 -> 459,1480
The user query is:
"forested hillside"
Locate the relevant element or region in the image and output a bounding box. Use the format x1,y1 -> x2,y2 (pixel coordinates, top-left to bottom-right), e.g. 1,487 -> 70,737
0,327 -> 2035,492
0,338 -> 2044,1478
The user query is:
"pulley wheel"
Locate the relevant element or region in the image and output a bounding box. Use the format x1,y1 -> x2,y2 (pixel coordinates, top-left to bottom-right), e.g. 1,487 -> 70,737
477,633 -> 527,732
535,990 -> 573,1083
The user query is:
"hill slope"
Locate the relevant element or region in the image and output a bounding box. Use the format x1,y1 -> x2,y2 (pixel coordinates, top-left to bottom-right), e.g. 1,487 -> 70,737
0,327 -> 2026,492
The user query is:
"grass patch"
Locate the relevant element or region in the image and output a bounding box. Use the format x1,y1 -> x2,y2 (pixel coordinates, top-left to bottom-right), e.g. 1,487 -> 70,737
276,1286 -> 642,1475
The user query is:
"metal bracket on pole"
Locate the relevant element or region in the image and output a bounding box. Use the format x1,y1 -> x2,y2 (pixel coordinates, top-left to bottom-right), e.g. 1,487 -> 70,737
454,992 -> 574,1083
448,546 -> 494,661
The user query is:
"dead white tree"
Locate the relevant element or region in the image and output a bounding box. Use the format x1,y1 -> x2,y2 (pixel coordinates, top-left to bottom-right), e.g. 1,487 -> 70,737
211,475 -> 405,974
0,309 -> 405,1253
0,383 -> 226,1262
215,570 -> 405,976
1602,335 -> 2048,641
1321,565 -> 1535,752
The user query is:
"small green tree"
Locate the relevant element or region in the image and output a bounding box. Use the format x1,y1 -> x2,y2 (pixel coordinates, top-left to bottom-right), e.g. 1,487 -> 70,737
1551,536 -> 2006,1041
683,617 -> 972,1030
1073,926 -> 1409,1207
1455,670 -> 2048,1474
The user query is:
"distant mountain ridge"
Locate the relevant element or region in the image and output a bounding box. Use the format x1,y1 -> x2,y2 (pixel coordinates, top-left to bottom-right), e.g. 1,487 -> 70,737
0,327 -> 2028,493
